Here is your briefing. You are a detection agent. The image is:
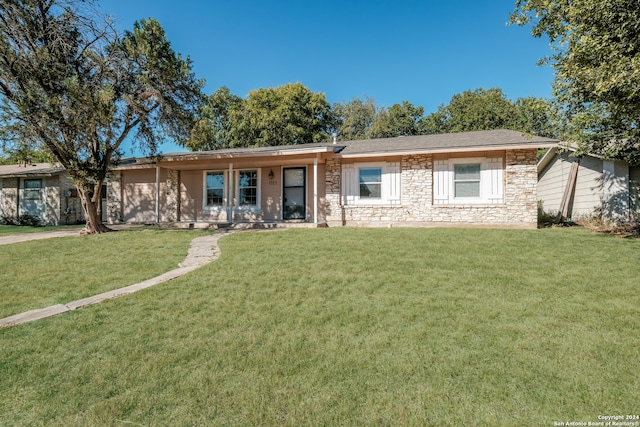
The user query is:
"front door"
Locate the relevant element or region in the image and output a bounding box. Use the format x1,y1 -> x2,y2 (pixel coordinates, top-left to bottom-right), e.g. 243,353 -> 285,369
283,167 -> 306,220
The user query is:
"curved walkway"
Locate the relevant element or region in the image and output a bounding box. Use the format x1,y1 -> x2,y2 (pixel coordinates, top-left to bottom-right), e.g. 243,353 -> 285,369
0,231 -> 226,328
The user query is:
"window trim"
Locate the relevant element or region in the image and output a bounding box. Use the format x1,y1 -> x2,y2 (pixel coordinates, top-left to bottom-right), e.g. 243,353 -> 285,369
452,162 -> 481,200
358,167 -> 382,199
203,170 -> 227,212
23,178 -> 43,200
235,168 -> 261,212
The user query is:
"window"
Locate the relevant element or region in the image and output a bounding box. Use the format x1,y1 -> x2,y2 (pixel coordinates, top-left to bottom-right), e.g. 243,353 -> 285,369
202,169 -> 261,211
359,167 -> 382,198
238,170 -> 258,206
24,179 -> 42,200
205,171 -> 225,207
453,164 -> 481,198
433,157 -> 504,205
342,162 -> 401,205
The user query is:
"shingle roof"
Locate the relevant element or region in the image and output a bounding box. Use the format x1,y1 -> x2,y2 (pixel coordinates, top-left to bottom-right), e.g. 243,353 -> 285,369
0,162 -> 65,178
338,129 -> 557,157
116,129 -> 558,167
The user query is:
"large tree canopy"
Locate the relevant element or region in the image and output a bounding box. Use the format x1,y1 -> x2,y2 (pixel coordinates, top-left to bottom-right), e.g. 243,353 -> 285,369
332,97 -> 377,141
191,86 -> 563,150
422,88 -> 562,138
188,83 -> 334,150
369,100 -> 425,138
423,88 -> 519,134
0,0 -> 204,233
511,0 -> 640,163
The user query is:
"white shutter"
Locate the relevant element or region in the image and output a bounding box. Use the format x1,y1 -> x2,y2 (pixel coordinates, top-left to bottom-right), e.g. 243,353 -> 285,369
383,162 -> 401,204
433,160 -> 449,204
482,157 -> 504,203
342,164 -> 357,205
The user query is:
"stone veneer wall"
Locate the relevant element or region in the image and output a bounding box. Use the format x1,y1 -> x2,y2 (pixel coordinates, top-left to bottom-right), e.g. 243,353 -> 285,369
324,158 -> 343,225
503,149 -> 538,224
106,171 -> 122,224
325,149 -> 539,227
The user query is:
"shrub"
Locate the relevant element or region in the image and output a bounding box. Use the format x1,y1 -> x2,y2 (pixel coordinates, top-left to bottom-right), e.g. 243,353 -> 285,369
0,214 -> 42,227
537,201 -> 561,228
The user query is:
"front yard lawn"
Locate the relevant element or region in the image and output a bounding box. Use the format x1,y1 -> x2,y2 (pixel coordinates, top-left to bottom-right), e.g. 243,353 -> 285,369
0,228 -> 209,318
0,224 -> 85,236
1,227 -> 638,425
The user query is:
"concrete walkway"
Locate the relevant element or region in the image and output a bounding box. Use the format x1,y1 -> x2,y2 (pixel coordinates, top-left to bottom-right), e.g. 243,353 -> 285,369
0,230 -> 226,328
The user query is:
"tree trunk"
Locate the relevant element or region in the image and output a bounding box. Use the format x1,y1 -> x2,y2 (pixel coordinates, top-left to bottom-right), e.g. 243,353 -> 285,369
77,185 -> 112,234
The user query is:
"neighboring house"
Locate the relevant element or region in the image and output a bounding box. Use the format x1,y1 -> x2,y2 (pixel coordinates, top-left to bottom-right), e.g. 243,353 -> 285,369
537,146 -> 640,223
0,163 -> 85,225
107,129 -> 556,228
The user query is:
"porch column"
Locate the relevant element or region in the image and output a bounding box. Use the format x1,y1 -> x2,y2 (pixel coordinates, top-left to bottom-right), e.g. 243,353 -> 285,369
155,165 -> 160,223
228,162 -> 233,223
314,156 -> 318,224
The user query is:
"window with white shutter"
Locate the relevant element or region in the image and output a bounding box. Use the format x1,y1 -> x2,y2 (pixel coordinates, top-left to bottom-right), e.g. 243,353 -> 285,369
342,162 -> 401,205
433,157 -> 504,204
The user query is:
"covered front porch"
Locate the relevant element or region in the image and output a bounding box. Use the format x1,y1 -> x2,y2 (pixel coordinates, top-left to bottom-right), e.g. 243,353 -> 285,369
108,144 -> 335,227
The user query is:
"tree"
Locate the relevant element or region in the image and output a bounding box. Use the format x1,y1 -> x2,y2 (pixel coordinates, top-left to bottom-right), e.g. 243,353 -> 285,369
369,100 -> 425,138
514,96 -> 563,139
0,149 -> 53,165
188,83 -> 335,150
0,0 -> 204,233
511,0 -> 640,163
421,88 -> 564,138
423,88 -> 521,134
332,97 -> 377,141
189,87 -> 244,150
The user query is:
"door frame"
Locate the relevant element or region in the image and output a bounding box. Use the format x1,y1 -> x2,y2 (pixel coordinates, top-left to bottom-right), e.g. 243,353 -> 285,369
282,166 -> 306,220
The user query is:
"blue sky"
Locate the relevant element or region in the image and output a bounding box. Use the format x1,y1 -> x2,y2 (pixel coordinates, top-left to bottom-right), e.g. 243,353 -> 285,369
104,0 -> 554,155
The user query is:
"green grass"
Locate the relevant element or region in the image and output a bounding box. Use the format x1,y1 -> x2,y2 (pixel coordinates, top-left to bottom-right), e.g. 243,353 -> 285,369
0,228 -> 208,318
1,227 -> 639,426
0,224 -> 86,236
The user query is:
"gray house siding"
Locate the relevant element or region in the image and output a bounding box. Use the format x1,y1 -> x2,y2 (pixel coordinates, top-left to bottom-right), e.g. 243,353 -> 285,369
537,148 -> 639,223
538,151 -> 603,217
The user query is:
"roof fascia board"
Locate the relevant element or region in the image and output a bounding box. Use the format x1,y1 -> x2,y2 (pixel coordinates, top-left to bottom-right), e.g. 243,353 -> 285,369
536,146 -> 558,174
339,143 -> 558,158
0,171 -> 65,178
160,146 -> 336,162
